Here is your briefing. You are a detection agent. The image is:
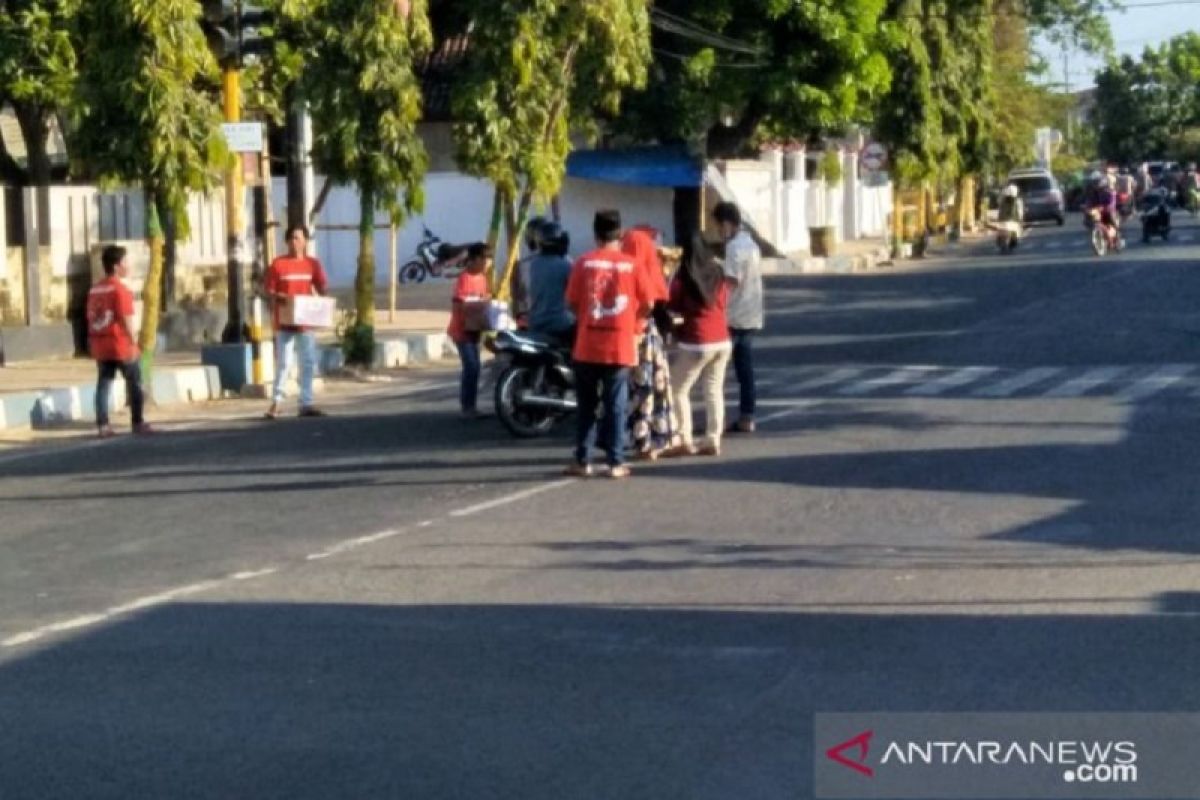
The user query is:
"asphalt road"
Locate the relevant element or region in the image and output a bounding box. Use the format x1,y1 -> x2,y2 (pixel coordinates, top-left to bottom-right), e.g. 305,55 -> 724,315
3,214 -> 1200,799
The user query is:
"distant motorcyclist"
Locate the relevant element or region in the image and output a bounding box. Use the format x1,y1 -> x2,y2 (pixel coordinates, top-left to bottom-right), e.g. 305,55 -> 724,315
1085,173 -> 1119,242
998,183 -> 1024,225
1115,168 -> 1136,213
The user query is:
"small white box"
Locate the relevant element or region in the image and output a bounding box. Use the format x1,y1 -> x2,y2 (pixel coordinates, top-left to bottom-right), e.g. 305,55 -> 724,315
280,295 -> 337,328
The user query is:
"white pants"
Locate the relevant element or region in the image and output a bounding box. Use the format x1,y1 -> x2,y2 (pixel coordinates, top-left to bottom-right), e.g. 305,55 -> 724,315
273,330 -> 317,407
670,345 -> 732,448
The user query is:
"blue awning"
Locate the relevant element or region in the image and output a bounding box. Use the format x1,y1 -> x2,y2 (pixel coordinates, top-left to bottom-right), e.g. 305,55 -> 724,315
566,145 -> 702,188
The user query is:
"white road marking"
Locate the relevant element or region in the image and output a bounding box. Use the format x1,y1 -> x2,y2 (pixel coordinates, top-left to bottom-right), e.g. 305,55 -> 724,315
906,366 -> 1000,396
756,401 -> 820,425
1117,365 -> 1195,401
1,571 -> 268,649
306,529 -> 405,561
837,367 -> 941,396
1043,366 -> 1128,398
971,367 -> 1064,397
449,479 -> 575,518
786,367 -> 868,393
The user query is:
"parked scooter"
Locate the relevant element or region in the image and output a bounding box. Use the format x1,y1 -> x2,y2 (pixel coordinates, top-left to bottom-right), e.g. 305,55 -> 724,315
398,226 -> 471,284
1140,189 -> 1172,243
491,329 -> 577,438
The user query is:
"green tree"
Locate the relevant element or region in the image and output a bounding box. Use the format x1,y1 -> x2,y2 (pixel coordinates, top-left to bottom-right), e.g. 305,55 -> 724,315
71,0 -> 227,373
285,0 -> 431,363
1093,34 -> 1200,162
450,0 -> 651,292
0,0 -> 77,187
614,0 -> 891,156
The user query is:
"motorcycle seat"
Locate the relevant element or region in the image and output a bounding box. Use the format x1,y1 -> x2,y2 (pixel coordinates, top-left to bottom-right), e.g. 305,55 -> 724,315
436,243 -> 469,262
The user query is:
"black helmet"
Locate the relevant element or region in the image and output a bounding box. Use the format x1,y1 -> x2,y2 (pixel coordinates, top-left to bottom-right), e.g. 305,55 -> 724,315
524,216 -> 549,250
538,222 -> 570,256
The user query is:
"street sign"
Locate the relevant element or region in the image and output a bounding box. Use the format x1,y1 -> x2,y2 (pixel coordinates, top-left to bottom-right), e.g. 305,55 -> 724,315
861,142 -> 888,172
222,122 -> 264,153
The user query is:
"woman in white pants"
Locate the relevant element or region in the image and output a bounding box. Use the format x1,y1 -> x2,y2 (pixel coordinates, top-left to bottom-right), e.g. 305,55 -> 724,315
665,236 -> 732,457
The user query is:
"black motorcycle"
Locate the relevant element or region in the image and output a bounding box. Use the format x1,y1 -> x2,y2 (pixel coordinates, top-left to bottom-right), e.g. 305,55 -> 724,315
398,226 -> 471,284
492,330 -> 576,438
1139,191 -> 1171,243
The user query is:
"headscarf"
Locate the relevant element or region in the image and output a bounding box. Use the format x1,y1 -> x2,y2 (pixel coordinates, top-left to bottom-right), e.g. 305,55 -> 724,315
682,233 -> 724,307
620,226 -> 669,303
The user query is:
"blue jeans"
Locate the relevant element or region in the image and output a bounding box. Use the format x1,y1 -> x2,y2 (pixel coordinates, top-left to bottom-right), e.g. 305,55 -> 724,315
455,337 -> 481,412
273,329 -> 317,407
730,328 -> 757,417
574,362 -> 630,467
96,359 -> 145,426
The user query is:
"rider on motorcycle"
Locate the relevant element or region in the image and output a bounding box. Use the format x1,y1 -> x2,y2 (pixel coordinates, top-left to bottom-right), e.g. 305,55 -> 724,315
509,216 -> 548,328
998,184 -> 1024,225
526,222 -> 576,347
1085,172 -> 1119,243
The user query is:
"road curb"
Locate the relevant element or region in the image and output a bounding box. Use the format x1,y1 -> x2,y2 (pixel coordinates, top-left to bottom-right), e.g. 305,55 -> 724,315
0,365 -> 221,432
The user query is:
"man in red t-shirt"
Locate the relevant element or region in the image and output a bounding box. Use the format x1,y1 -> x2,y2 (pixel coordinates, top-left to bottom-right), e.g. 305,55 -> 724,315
564,209 -> 653,478
87,245 -> 150,438
264,225 -> 329,418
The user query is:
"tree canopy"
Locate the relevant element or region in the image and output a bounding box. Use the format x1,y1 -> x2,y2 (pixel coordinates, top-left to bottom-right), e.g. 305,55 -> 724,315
71,0 -> 229,363
1093,33 -> 1200,163
0,0 -> 79,185
282,0 -> 432,359
612,0 -> 891,157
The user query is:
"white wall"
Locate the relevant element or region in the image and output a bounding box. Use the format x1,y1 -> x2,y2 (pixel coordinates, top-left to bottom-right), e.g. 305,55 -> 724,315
722,161 -> 775,242
285,173 -> 675,288
46,186 -> 224,279
859,182 -> 894,238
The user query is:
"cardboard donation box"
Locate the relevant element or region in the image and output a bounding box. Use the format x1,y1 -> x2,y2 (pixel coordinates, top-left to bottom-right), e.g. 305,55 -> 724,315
462,299 -> 490,333
280,295 -> 337,328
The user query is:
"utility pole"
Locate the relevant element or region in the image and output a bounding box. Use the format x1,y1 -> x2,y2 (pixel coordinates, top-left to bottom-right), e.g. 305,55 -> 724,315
1063,46 -> 1073,154
202,0 -> 273,345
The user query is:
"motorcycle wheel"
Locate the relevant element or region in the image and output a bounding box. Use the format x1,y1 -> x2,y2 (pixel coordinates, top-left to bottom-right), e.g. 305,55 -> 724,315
1091,227 -> 1106,257
495,365 -> 561,439
399,260 -> 427,284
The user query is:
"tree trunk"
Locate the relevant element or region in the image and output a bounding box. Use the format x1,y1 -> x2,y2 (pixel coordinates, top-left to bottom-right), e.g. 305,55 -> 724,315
138,194 -> 166,379
497,186 -> 533,301
355,184 -> 376,330
490,187 -> 516,295
486,186 -> 503,251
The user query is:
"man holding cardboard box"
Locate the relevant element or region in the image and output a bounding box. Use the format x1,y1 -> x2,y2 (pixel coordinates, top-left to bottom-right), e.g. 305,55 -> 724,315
264,225 -> 330,419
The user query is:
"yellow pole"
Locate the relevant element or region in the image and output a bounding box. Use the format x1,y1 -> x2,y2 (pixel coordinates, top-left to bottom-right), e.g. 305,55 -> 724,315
222,66 -> 247,346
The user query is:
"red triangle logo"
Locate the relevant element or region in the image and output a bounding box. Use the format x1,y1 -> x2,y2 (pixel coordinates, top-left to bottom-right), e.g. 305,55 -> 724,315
826,730 -> 875,777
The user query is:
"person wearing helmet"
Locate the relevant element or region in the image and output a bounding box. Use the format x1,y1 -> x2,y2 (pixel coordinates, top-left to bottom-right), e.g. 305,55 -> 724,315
510,215 -> 549,326
998,184 -> 1024,225
527,221 -> 575,343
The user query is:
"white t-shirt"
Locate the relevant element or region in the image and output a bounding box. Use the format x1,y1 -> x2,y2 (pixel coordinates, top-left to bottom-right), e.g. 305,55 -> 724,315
722,230 -> 763,330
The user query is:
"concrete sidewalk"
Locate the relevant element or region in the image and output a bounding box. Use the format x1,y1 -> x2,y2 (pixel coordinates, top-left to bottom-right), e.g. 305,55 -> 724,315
762,238 -> 894,275
0,308 -> 453,432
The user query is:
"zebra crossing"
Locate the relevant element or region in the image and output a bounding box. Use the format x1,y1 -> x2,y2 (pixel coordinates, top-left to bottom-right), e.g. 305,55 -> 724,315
753,363 -> 1200,401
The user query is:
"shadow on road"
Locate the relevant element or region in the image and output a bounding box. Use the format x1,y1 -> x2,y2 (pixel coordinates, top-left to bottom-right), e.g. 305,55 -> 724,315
1,600 -> 1197,800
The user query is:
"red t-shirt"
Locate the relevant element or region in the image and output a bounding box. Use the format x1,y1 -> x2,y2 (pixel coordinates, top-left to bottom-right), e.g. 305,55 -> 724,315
265,255 -> 328,331
668,275 -> 730,347
86,276 -> 137,362
565,247 -> 651,367
446,271 -> 490,344
620,228 -> 669,306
